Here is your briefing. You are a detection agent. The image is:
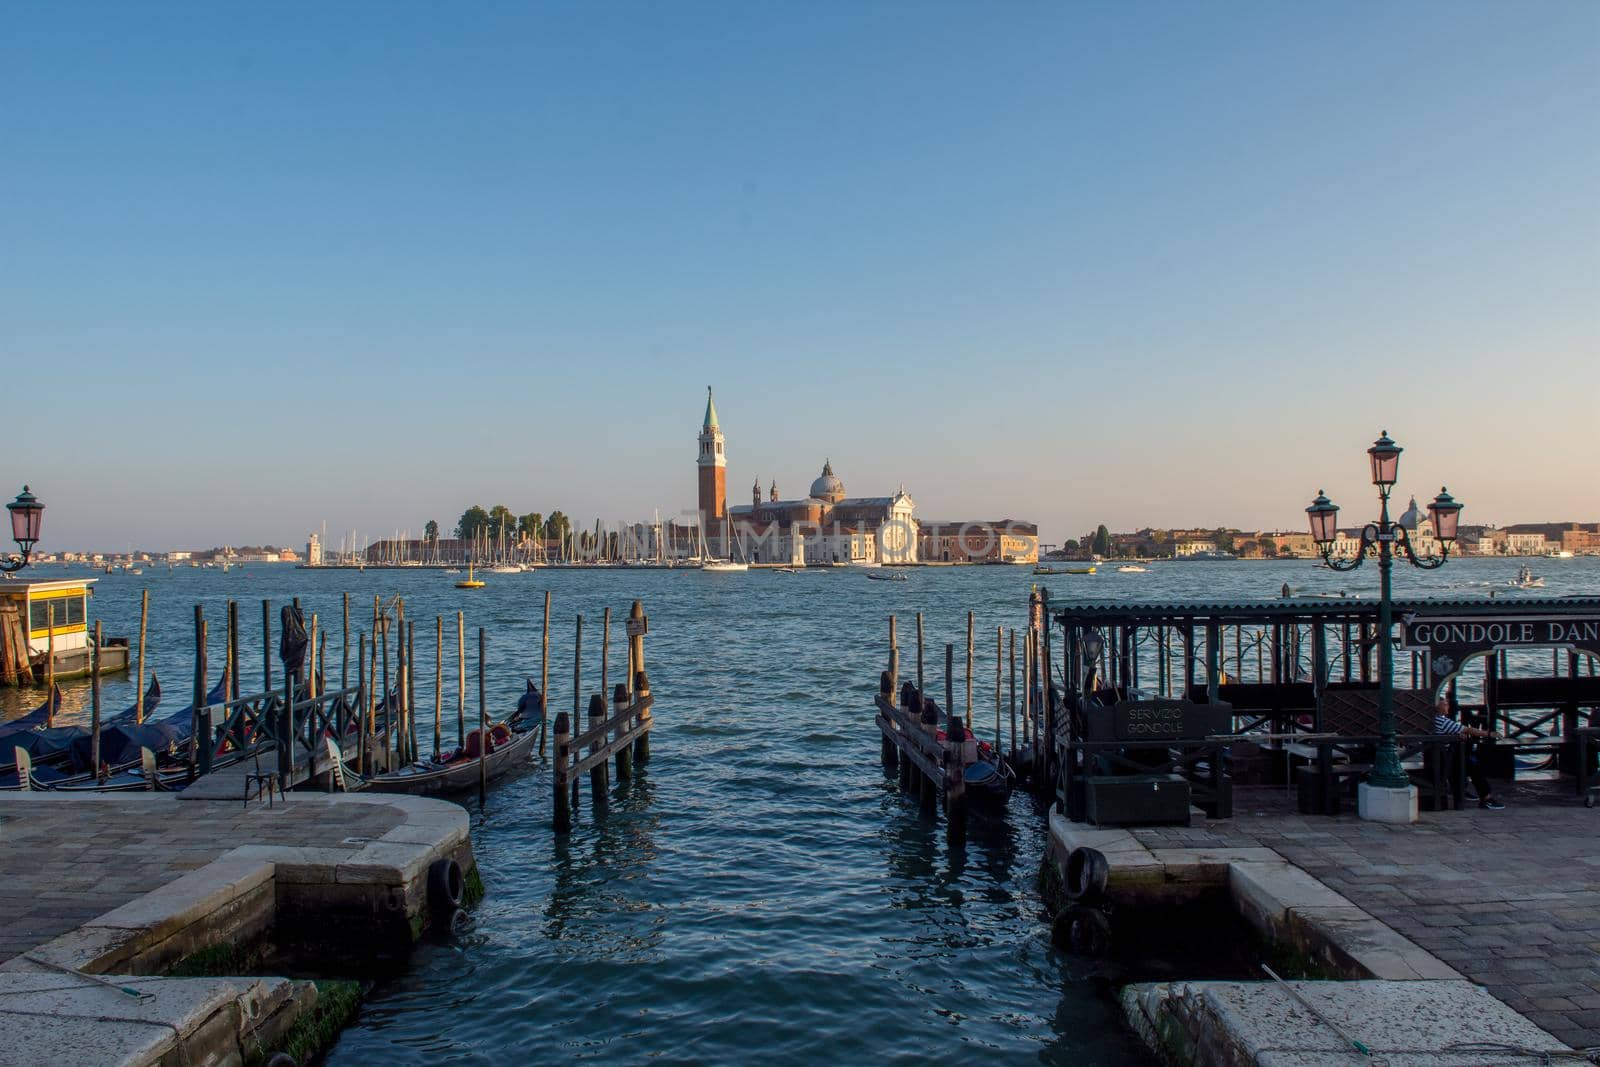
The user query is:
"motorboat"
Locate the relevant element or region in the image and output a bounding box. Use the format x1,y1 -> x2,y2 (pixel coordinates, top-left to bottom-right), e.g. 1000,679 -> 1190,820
1510,565 -> 1545,589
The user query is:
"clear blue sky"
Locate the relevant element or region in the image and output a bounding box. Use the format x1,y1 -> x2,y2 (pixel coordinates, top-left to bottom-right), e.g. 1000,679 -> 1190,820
4,2 -> 1596,550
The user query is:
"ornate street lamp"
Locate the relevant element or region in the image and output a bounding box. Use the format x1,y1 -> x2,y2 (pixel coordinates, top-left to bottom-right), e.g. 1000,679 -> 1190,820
3,486 -> 44,574
1306,434 -> 1460,823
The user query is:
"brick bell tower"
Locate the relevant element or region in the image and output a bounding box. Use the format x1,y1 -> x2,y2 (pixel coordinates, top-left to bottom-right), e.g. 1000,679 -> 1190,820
697,387 -> 727,543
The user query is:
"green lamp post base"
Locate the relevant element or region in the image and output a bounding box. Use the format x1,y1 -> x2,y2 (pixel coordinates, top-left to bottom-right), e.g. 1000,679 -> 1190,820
1358,782 -> 1418,825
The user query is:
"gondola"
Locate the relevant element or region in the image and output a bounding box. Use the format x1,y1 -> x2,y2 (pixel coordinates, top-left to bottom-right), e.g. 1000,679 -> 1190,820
865,570 -> 907,582
0,686 -> 63,737
363,681 -> 545,796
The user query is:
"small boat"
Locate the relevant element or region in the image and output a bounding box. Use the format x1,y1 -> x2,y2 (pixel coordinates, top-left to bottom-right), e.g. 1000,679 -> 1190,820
1510,565 -> 1545,589
703,561 -> 748,572
443,568 -> 461,575
364,682 -> 544,796
456,563 -> 487,589
775,567 -> 800,575
489,564 -> 522,574
1116,565 -> 1147,573
865,570 -> 907,582
1035,565 -> 1096,575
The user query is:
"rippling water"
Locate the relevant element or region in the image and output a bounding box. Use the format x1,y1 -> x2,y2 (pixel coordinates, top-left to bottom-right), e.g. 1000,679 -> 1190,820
7,556 -> 1598,1064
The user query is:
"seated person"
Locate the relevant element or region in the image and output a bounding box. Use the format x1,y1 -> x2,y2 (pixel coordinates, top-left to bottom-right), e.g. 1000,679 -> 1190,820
1433,695 -> 1504,810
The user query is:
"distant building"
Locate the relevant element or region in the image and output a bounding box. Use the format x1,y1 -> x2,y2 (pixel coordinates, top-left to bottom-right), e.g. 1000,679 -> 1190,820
306,533 -> 323,567
1506,532 -> 1547,556
1173,539 -> 1218,558
918,521 -> 1038,564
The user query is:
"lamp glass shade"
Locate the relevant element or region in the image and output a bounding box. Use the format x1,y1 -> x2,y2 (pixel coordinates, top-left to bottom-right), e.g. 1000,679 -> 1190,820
1305,491 -> 1340,546
7,486 -> 42,549
1427,488 -> 1462,543
1367,432 -> 1402,487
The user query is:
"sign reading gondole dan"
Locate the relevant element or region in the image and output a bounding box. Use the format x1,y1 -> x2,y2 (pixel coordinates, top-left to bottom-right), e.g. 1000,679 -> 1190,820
1399,613 -> 1600,679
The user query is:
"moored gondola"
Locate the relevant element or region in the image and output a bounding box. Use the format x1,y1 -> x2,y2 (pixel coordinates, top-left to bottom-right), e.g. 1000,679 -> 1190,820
363,681 -> 545,796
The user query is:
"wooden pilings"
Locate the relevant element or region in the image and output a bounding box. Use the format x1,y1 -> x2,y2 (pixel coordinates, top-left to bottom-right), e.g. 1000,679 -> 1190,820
135,590 -> 149,724
550,601 -> 655,833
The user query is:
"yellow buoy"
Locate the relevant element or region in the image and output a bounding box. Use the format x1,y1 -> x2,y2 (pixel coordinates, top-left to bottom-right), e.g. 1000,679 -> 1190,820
455,563 -> 486,589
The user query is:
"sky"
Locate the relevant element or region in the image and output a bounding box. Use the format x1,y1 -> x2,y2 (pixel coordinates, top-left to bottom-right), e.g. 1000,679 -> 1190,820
3,2 -> 1596,551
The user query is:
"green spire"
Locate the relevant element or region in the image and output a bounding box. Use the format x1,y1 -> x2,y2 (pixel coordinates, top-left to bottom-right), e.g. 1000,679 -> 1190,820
703,386 -> 720,430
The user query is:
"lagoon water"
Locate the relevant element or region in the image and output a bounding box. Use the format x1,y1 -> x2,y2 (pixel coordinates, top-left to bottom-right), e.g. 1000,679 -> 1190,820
8,557 -> 1599,1064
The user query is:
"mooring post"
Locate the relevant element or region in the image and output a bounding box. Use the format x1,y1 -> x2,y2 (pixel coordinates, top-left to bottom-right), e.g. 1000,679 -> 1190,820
380,607 -> 393,773
434,616 -> 443,758
262,599 -> 272,694
966,612 -> 974,729
601,606 -> 611,705
395,600 -> 408,764
588,692 -> 608,807
191,606 -> 206,781
945,717 -> 967,845
135,590 -> 149,724
1008,628 -> 1017,762
90,620 -> 103,782
228,599 -> 240,701
882,615 -> 899,770
896,665 -> 913,792
552,711 -> 572,832
406,620 -> 419,764
540,591 -> 552,756
1022,627 -> 1033,756
358,632 -> 370,775
995,625 -> 1002,752
280,639 -> 293,791
45,603 -> 55,715
628,600 -> 650,765
614,681 -> 633,782
918,696 -> 939,811
915,612 -> 925,696
342,592 -> 350,691
572,614 -> 583,808
945,642 -> 955,732
457,611 -> 466,748
479,627 -> 488,809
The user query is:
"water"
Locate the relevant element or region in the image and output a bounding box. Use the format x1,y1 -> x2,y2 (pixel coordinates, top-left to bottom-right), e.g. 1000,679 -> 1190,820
7,556 -> 1599,1064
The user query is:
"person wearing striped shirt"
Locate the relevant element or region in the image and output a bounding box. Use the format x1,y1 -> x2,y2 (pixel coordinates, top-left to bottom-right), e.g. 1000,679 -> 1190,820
1434,695 -> 1504,810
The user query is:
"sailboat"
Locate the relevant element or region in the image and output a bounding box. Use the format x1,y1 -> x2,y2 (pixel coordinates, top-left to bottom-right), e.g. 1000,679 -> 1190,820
700,521 -> 748,572
455,562 -> 486,589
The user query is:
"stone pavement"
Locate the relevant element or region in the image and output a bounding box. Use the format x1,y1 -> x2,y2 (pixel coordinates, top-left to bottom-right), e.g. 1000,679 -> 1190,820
0,794 -> 405,964
1130,781 -> 1600,1050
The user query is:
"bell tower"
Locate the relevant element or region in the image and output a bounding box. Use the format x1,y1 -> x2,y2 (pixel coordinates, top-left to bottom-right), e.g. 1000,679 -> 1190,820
697,386 -> 727,529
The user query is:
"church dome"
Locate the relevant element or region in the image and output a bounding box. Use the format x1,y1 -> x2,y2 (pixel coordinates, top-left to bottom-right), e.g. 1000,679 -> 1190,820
1398,495 -> 1422,530
809,460 -> 845,504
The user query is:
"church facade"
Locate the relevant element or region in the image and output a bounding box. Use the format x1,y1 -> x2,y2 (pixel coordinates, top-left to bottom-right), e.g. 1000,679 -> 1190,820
697,389 -> 918,565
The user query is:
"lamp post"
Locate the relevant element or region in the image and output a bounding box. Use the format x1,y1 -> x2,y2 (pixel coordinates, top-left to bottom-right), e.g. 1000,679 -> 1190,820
2,486 -> 45,574
1306,433 -> 1462,824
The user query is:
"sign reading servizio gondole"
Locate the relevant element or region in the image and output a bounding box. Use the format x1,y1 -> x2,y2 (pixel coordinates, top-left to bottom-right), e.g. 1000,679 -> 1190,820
1398,614 -> 1600,679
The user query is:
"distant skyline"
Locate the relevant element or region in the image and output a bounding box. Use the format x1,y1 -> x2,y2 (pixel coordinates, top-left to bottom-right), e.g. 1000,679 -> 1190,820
5,3 -> 1597,552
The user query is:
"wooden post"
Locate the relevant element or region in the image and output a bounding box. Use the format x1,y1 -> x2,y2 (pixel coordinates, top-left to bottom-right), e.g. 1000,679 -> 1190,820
1022,627 -> 1034,754
540,591 -> 552,756
601,606 -> 611,704
553,711 -> 572,832
381,608 -> 392,773
478,627 -> 488,809
995,625 -> 1002,751
918,693 -> 938,812
191,606 -> 206,780
614,679 -> 633,782
89,620 -> 103,782
342,592 -> 350,691
395,600 -> 407,764
228,599 -> 239,701
883,616 -> 898,770
135,590 -> 149,724
572,614 -> 583,808
45,602 -> 55,714
915,612 -> 925,695
359,632 -> 370,776
262,600 -> 272,693
308,614 -> 319,701
434,616 -> 443,757
457,611 -> 466,748
945,642 -> 954,726
628,600 -> 650,765
966,611 -> 974,728
407,620 -> 419,764
588,692 -> 608,806
945,716 -> 967,845
1009,628 -> 1017,761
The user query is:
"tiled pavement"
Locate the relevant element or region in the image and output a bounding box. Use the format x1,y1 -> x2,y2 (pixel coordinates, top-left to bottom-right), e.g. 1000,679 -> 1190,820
1132,781 -> 1600,1050
0,795 -> 406,964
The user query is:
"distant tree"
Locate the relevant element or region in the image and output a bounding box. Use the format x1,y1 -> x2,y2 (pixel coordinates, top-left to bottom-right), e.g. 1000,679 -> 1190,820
424,520 -> 439,542
1092,525 -> 1111,557
457,506 -> 490,540
1259,535 -> 1277,557
545,511 -> 571,542
487,505 -> 515,532
1215,530 -> 1236,553
518,512 -> 544,540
